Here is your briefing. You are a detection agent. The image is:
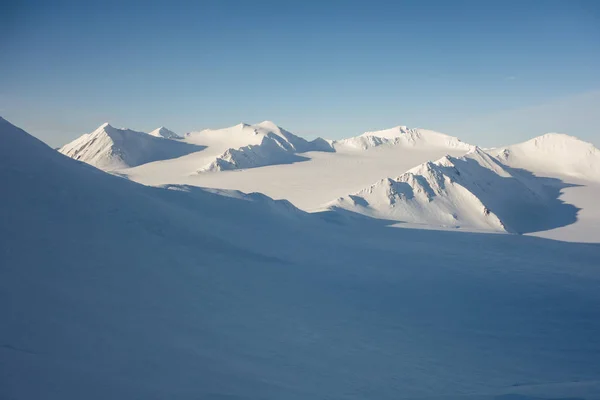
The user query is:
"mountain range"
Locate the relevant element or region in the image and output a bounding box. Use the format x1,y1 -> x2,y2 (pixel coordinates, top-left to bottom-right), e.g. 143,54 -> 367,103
57,119 -> 600,241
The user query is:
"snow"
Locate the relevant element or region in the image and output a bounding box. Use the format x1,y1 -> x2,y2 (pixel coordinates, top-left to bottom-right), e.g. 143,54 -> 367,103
192,121 -> 334,172
122,124 -> 474,209
2,116 -> 600,399
335,125 -> 474,151
328,147 -> 579,234
148,126 -> 182,139
488,133 -> 600,242
58,123 -> 202,170
58,121 -> 600,242
491,133 -> 600,182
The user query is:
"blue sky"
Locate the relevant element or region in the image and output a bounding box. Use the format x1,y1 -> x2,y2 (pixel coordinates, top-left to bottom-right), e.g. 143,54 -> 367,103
1,0 -> 599,147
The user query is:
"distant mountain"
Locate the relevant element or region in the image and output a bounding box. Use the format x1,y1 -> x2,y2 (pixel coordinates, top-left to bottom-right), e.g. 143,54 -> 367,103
193,121 -> 334,172
59,123 -> 203,170
327,147 -> 578,233
491,133 -> 600,181
148,126 -> 181,139
335,126 -> 473,151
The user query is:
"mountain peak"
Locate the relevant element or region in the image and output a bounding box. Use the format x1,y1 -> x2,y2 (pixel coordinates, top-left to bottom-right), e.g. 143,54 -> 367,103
59,124 -> 200,170
149,126 -> 181,139
98,122 -> 112,130
256,120 -> 280,130
338,125 -> 473,151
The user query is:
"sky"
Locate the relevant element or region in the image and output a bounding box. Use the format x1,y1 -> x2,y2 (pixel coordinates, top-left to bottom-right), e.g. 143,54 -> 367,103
1,0 -> 599,147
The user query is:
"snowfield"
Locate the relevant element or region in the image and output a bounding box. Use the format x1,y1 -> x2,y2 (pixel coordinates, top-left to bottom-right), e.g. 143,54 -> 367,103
120,123 -> 477,211
2,116 -> 600,399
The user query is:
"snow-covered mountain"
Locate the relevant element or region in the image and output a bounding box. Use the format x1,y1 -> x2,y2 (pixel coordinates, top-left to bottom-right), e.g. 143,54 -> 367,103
148,126 -> 181,139
191,121 -> 334,172
328,147 -> 578,233
491,133 -> 600,181
54,119 -> 599,240
121,123 -> 474,210
3,116 -> 600,399
335,125 -> 473,151
59,123 -> 203,170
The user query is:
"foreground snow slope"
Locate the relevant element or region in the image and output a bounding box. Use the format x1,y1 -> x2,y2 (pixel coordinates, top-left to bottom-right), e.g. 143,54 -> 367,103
328,147 -> 579,234
59,123 -> 202,170
3,117 -> 600,399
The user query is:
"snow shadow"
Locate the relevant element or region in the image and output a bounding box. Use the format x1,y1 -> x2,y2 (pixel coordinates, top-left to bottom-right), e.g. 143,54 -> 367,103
141,140 -> 207,164
445,156 -> 582,234
320,156 -> 583,234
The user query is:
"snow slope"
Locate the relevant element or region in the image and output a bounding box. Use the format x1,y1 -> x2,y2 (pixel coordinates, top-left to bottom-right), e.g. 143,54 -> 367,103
148,126 -> 181,139
492,133 -> 600,181
328,147 -> 579,234
2,116 -> 600,399
59,123 -> 203,170
335,125 -> 473,151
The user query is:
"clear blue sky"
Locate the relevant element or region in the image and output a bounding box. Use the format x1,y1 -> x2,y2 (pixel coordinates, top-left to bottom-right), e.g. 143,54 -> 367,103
1,0 -> 599,147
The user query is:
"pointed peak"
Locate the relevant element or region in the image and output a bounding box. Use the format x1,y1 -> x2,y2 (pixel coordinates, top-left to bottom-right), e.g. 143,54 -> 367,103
256,120 -> 280,129
99,122 -> 112,129
149,126 -> 180,139
91,122 -> 115,135
466,145 -> 486,155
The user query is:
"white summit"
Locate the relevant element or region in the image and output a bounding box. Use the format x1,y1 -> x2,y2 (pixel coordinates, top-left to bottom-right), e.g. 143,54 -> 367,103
58,123 -> 201,170
148,126 -> 181,139
189,120 -> 333,172
334,125 -> 473,151
491,133 -> 600,181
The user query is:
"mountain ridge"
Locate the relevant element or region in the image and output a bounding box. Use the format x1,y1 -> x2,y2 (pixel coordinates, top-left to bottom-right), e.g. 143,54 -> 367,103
58,123 -> 203,170
327,147 -> 579,233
